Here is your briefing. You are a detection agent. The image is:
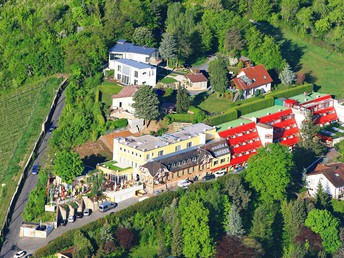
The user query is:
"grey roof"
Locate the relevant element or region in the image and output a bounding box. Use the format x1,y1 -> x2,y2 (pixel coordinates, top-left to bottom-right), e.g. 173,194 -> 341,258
109,40 -> 156,56
117,123 -> 214,151
115,59 -> 155,70
200,139 -> 230,158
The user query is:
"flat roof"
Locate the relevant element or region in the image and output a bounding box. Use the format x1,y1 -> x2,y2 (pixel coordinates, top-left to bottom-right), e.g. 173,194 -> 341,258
115,59 -> 155,69
216,118 -> 252,132
117,123 -> 214,151
242,105 -> 289,119
290,92 -> 329,104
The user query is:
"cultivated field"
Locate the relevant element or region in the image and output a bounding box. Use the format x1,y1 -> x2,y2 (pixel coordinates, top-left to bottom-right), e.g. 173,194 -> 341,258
0,77 -> 63,226
282,29 -> 344,99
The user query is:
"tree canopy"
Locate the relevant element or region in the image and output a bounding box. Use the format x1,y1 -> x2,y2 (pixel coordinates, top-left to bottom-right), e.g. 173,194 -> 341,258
132,85 -> 160,121
245,143 -> 294,203
209,57 -> 229,94
53,150 -> 84,184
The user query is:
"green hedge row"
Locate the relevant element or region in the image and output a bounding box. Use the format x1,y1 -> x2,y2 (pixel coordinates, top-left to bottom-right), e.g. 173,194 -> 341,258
268,84 -> 314,99
235,96 -> 274,116
166,113 -> 195,124
95,89 -> 100,103
34,191 -> 179,257
203,109 -> 238,126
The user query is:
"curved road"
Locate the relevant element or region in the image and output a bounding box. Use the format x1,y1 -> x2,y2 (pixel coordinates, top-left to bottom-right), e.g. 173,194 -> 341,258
0,88 -> 66,258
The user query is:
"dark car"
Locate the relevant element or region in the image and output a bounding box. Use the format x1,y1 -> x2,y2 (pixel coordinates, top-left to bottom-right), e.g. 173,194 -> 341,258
202,174 -> 216,181
76,212 -> 83,219
32,164 -> 39,175
48,124 -> 56,134
59,219 -> 67,226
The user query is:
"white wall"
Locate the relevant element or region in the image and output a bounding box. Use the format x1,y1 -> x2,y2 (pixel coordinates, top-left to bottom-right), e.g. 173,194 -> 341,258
335,100 -> 344,123
112,96 -> 135,113
306,174 -> 337,198
114,60 -> 156,87
191,81 -> 207,89
256,124 -> 273,146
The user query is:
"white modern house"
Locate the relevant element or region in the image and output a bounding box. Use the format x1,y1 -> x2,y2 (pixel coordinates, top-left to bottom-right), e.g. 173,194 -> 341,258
306,163 -> 344,199
108,39 -> 160,67
113,59 -> 157,87
232,64 -> 273,98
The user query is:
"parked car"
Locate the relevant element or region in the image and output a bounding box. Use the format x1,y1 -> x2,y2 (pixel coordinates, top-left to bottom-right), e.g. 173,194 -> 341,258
99,201 -> 117,212
202,174 -> 216,181
67,215 -> 75,223
59,219 -> 67,226
233,166 -> 245,173
48,124 -> 56,134
14,251 -> 27,258
177,179 -> 193,188
214,170 -> 226,178
32,164 -> 39,175
83,209 -> 91,216
76,212 -> 83,219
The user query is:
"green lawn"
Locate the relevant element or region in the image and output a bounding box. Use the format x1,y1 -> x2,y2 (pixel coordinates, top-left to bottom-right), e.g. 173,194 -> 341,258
282,28 -> 344,98
102,161 -> 130,171
160,77 -> 178,84
0,76 -> 63,228
97,82 -> 122,107
191,56 -> 208,66
196,93 -> 232,114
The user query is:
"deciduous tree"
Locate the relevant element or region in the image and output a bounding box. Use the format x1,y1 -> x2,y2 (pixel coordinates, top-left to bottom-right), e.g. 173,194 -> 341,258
115,227 -> 135,249
245,143 -> 294,203
73,230 -> 94,258
224,175 -> 251,212
132,27 -> 155,47
216,235 -> 255,258
132,85 -> 160,122
305,209 -> 341,254
53,150 -> 84,184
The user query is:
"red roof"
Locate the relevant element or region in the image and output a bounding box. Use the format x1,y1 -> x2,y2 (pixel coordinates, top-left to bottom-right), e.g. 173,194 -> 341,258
186,73 -> 208,83
279,136 -> 299,146
112,86 -> 138,99
259,109 -> 292,124
233,64 -> 273,90
218,122 -> 256,138
315,112 -> 338,125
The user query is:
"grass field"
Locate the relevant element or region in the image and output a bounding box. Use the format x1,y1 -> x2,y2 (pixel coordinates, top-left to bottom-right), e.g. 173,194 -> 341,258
0,77 -> 63,228
282,29 -> 344,99
97,82 -> 122,107
196,93 -> 232,114
160,77 -> 178,84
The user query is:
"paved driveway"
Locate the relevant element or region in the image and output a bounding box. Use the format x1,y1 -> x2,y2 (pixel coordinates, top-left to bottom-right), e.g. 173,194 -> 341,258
16,197 -> 138,256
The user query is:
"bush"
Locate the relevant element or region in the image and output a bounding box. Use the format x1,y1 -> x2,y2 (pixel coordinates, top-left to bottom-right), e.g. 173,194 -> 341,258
235,96 -> 274,116
166,114 -> 195,123
203,109 -> 238,126
268,84 -> 313,99
106,119 -> 128,130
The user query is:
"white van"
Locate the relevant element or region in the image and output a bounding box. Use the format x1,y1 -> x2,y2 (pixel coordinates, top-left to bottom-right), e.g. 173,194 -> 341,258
99,201 -> 117,212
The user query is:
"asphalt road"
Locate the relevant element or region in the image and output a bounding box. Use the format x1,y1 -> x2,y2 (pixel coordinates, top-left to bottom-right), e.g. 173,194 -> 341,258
0,89 -> 66,258
17,197 -> 138,255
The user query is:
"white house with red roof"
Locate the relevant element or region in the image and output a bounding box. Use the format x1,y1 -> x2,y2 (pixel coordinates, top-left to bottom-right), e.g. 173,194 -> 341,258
232,64 -> 273,98
111,86 -> 139,114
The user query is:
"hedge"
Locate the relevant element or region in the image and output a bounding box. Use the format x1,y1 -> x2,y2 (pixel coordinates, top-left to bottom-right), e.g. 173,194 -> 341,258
166,113 -> 195,123
268,83 -> 314,99
235,96 -> 275,116
203,109 -> 238,126
34,191 -> 179,257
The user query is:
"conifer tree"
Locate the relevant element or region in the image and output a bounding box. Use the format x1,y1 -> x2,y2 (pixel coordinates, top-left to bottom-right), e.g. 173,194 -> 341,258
226,205 -> 245,237
176,85 -> 190,113
279,63 -> 296,85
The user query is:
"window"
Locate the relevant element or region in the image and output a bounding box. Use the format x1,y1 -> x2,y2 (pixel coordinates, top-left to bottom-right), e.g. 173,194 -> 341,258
143,72 -> 146,75
214,161 -> 218,166
175,145 -> 181,151
110,54 -> 116,60
187,142 -> 192,148
134,79 -> 138,85
158,150 -> 164,156
134,71 -> 138,78
145,57 -> 149,63
117,65 -> 121,72
146,154 -> 150,160
220,158 -> 225,164
117,74 -> 121,80
142,81 -> 146,85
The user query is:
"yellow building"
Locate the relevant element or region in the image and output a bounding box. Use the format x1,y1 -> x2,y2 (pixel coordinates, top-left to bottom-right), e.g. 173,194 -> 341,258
113,123 -> 216,178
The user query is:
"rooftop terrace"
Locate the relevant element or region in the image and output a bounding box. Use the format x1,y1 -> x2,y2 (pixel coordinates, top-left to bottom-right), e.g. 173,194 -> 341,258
117,123 -> 214,151
290,92 -> 329,104
242,105 -> 289,120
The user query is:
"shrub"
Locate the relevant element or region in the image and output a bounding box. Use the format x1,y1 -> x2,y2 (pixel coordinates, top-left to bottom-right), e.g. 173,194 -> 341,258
116,228 -> 135,249
95,89 -> 100,103
166,114 -> 195,123
268,84 -> 313,99
203,110 -> 238,126
235,96 -> 274,116
106,119 -> 128,130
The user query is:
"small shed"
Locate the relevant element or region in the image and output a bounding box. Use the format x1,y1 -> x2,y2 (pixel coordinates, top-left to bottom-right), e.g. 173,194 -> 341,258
186,73 -> 208,89
239,56 -> 251,67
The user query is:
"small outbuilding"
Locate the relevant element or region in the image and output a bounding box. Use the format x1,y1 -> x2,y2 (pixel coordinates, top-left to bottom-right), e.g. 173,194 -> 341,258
185,73 -> 208,90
